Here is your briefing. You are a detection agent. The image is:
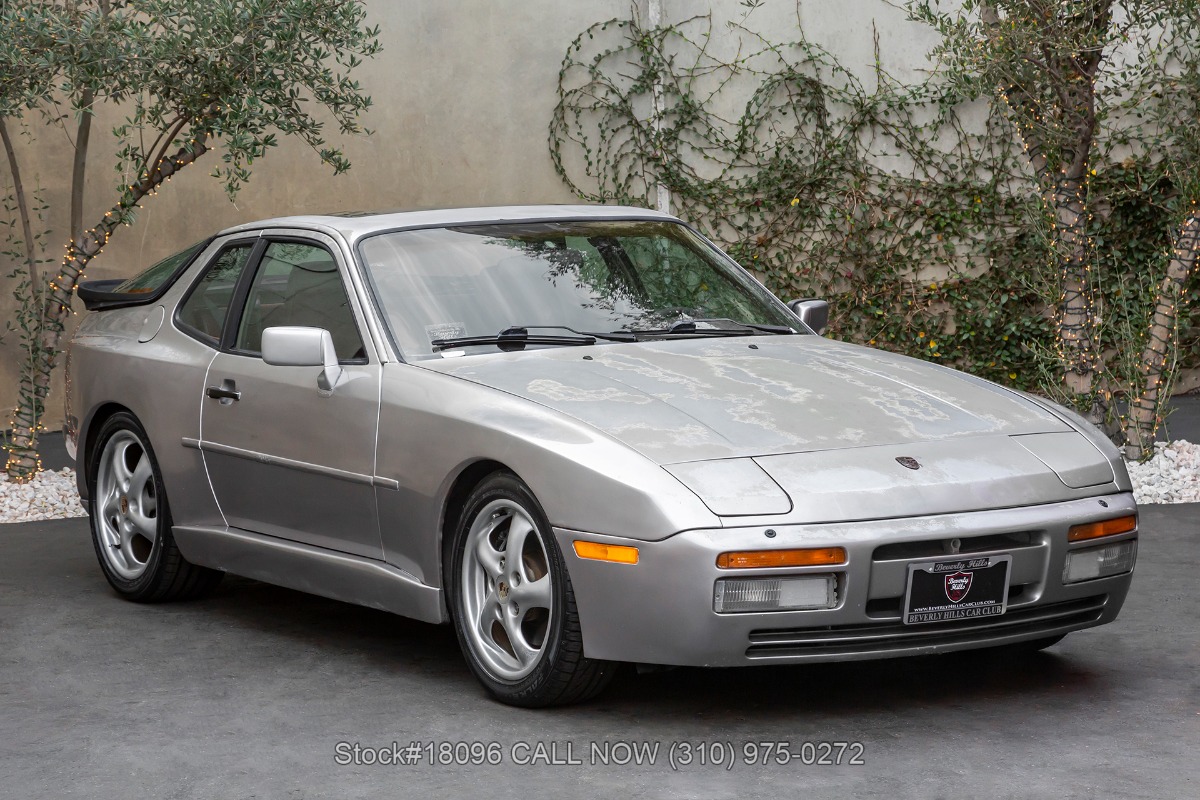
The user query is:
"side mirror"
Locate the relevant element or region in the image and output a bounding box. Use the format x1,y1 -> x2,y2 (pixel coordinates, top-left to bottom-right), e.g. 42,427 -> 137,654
787,298 -> 830,335
261,326 -> 343,391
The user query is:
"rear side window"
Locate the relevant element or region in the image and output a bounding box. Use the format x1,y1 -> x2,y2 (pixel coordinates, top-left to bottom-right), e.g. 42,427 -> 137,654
115,240 -> 208,294
176,245 -> 256,344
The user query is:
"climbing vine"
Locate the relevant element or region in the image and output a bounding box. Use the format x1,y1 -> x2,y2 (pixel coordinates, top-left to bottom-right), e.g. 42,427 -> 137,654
549,13 -> 1199,406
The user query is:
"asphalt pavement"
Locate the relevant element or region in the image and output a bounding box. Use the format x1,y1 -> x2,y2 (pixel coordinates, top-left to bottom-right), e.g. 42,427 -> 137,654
1162,393 -> 1200,441
1,505 -> 1197,799
4,393 -> 1198,798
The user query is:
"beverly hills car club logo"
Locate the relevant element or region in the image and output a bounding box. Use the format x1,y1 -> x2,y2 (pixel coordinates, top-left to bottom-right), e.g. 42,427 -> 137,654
944,571 -> 973,603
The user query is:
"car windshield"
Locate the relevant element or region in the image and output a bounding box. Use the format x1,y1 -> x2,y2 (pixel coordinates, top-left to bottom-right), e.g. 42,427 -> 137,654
356,220 -> 801,358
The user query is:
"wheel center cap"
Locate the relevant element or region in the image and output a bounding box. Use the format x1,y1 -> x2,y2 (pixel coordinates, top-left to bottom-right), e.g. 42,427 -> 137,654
497,581 -> 510,602
119,495 -> 129,515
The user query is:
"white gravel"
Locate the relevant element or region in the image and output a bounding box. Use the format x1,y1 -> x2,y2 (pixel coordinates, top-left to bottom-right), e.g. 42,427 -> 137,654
0,441 -> 1196,524
1126,440 -> 1200,505
0,467 -> 87,523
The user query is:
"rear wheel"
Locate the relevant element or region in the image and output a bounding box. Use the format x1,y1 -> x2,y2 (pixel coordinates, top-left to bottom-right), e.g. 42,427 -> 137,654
88,412 -> 222,602
449,472 -> 617,707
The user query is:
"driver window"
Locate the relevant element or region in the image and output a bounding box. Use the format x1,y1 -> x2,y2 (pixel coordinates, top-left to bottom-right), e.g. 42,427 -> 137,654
235,241 -> 366,361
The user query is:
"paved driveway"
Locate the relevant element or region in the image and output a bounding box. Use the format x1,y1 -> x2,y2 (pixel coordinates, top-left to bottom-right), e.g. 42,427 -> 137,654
1,505 -> 1197,799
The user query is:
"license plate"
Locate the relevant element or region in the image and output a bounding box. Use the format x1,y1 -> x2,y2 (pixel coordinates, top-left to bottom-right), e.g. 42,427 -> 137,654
903,555 -> 1012,625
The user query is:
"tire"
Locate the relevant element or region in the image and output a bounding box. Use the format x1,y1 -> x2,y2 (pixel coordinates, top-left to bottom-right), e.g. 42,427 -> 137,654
448,472 -> 617,707
87,411 -> 223,602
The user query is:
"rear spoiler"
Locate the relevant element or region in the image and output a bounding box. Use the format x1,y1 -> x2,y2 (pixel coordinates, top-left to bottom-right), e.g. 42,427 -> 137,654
76,280 -> 159,312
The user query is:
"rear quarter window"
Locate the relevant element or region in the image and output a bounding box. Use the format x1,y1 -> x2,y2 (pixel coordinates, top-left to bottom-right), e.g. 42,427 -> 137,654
115,240 -> 209,294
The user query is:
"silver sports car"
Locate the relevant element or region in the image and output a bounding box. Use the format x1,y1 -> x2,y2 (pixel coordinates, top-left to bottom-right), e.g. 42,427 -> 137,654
66,205 -> 1138,706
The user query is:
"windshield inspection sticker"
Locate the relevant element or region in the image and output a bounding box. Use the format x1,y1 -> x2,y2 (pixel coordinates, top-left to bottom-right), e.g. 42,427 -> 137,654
425,322 -> 466,345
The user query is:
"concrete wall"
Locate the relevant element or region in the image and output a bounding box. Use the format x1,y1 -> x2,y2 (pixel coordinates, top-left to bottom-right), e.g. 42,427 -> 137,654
0,0 -> 943,430
669,0 -> 940,85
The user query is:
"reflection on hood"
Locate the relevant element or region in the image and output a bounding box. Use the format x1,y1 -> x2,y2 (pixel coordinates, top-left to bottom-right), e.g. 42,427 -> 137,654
422,336 -> 1066,465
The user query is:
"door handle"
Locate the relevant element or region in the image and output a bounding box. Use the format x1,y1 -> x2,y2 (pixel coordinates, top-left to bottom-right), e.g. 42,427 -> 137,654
206,384 -> 241,402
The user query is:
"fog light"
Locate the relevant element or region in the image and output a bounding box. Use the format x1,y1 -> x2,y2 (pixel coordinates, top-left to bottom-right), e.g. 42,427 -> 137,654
1064,539 -> 1137,584
713,575 -> 836,613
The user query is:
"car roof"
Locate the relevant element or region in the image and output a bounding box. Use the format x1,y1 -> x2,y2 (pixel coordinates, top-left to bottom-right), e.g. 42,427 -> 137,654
216,204 -> 680,243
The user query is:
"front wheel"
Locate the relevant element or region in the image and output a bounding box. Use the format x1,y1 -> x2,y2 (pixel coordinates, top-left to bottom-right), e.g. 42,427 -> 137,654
88,412 -> 223,602
449,472 -> 617,707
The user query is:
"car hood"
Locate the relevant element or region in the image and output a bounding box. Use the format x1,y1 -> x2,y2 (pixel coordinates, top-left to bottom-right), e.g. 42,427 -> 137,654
420,336 -> 1072,465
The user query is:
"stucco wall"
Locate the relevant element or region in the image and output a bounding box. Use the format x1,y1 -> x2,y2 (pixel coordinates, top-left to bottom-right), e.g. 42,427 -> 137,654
0,1 -> 947,431
0,0 -> 629,428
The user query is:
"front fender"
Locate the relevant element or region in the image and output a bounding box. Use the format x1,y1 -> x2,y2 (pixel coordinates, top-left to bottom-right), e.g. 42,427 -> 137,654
374,363 -> 720,586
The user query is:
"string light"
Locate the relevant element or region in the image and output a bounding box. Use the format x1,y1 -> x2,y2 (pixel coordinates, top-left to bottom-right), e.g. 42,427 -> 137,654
4,133 -> 214,483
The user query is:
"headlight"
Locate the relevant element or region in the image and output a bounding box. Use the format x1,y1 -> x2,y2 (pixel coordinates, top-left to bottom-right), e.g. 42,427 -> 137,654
665,458 -> 791,516
1063,540 -> 1137,583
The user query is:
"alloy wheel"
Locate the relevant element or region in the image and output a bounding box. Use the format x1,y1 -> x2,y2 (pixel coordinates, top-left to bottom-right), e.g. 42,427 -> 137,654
460,499 -> 554,682
94,430 -> 159,580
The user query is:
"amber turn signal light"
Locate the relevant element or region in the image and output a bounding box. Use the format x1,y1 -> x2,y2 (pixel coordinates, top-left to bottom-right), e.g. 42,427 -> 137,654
573,540 -> 639,565
1068,514 -> 1137,543
716,547 -> 847,569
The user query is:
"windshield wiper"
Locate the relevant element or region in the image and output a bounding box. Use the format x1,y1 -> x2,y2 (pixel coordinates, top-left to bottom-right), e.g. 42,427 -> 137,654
730,321 -> 795,335
618,318 -> 796,338
431,320 -> 793,351
430,325 -> 635,352
520,325 -> 638,342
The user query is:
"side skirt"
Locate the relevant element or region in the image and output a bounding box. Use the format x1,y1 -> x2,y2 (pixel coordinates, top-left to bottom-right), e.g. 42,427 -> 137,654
172,524 -> 446,624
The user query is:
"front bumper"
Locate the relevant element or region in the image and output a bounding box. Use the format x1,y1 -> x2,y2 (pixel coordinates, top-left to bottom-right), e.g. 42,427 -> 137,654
554,493 -> 1137,667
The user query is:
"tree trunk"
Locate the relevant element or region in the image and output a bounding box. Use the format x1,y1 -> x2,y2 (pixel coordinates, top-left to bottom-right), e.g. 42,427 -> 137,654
978,0 -> 1107,422
1,117 -> 47,479
1052,179 -> 1099,402
1124,210 -> 1200,460
4,136 -> 212,481
3,89 -> 94,480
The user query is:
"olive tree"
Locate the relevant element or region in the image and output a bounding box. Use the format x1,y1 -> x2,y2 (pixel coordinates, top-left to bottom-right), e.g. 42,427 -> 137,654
0,0 -> 381,480
909,0 -> 1200,457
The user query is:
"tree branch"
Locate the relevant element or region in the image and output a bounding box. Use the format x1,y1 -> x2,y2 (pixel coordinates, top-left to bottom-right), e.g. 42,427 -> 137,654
69,88 -> 95,247
62,132 -> 213,274
0,117 -> 39,290
146,115 -> 188,181
978,1 -> 1055,194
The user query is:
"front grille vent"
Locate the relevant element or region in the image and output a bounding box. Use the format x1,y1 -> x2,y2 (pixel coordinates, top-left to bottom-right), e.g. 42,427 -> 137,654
746,595 -> 1107,659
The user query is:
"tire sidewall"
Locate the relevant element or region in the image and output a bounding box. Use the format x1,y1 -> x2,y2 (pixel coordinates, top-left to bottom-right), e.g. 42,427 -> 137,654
448,472 -> 572,701
87,412 -> 171,596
